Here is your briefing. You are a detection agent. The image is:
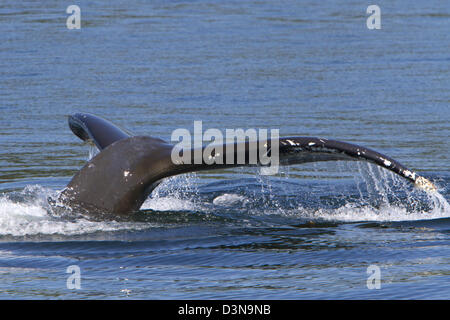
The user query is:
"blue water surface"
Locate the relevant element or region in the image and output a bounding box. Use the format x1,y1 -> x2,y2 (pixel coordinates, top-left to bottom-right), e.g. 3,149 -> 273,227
0,0 -> 449,299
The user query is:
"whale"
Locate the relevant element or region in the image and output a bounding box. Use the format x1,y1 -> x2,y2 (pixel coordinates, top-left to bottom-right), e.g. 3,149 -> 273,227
61,113 -> 436,215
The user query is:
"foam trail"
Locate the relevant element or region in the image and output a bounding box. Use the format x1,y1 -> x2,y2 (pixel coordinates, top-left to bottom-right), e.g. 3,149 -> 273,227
427,190 -> 450,214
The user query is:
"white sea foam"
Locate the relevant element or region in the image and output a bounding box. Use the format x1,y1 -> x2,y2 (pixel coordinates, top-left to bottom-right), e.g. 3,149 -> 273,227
141,196 -> 197,211
213,193 -> 248,206
305,202 -> 448,223
294,191 -> 450,222
0,186 -> 151,237
141,173 -> 202,211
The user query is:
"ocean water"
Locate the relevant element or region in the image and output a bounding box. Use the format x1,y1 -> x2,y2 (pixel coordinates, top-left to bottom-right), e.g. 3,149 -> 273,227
0,0 -> 449,299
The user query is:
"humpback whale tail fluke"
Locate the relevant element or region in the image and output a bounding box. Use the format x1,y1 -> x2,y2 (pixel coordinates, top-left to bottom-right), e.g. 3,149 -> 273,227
68,113 -> 131,150
61,113 -> 436,215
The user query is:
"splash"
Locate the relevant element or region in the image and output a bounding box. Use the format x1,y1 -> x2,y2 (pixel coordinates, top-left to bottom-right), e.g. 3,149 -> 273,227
140,162 -> 450,222
0,185 -> 152,237
141,173 -> 202,211
283,162 -> 449,222
0,162 -> 448,236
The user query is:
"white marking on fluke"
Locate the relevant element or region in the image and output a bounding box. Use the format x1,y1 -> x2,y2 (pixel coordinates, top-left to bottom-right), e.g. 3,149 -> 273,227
382,158 -> 392,167
403,170 -> 416,180
286,139 -> 296,146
